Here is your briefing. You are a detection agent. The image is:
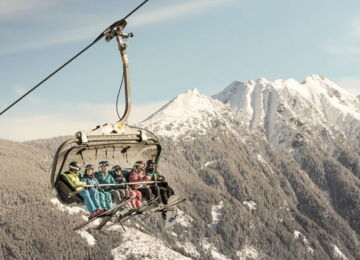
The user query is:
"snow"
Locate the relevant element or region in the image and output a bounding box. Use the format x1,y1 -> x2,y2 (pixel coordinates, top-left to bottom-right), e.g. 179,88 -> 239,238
236,244 -> 260,259
176,209 -> 194,228
175,241 -> 200,258
256,154 -> 276,175
213,75 -> 360,152
51,198 -> 97,246
333,245 -> 348,260
50,198 -> 85,215
201,160 -> 216,170
294,230 -> 302,239
51,197 -> 104,229
243,200 -> 256,211
77,230 -> 96,246
201,240 -> 230,260
294,230 -> 314,254
141,88 -> 240,139
210,249 -> 231,260
210,201 -> 224,227
111,227 -> 191,260
140,75 -> 360,154
308,246 -> 314,254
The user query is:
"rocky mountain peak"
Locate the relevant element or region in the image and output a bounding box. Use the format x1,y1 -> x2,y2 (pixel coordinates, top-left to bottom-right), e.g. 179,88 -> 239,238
142,88 -> 236,138
212,75 -> 360,151
142,75 -> 360,152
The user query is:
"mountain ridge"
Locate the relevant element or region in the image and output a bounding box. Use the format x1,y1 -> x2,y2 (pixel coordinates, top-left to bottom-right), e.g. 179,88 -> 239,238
143,74 -> 360,153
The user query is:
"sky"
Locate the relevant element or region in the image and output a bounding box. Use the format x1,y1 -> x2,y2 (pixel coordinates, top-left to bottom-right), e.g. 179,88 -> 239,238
1,0 -> 360,141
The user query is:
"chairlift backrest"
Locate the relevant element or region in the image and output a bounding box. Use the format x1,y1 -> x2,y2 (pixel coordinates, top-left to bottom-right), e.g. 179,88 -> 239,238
50,123 -> 162,205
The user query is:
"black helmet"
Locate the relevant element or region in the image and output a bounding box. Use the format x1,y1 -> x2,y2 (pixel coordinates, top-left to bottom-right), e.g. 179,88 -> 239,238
69,161 -> 81,172
146,160 -> 155,169
85,164 -> 94,170
112,165 -> 122,172
99,161 -> 110,167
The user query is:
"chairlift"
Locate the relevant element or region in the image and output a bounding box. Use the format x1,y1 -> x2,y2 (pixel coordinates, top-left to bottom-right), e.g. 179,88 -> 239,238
49,14 -> 162,205
47,1 -> 186,230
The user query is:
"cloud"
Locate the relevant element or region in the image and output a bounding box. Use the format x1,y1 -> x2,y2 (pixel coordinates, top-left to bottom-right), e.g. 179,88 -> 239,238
334,77 -> 360,96
13,86 -> 41,102
0,0 -> 234,55
131,0 -> 234,27
323,46 -> 360,56
0,0 -> 57,20
0,101 -> 167,141
0,24 -> 103,55
323,16 -> 360,57
349,17 -> 360,38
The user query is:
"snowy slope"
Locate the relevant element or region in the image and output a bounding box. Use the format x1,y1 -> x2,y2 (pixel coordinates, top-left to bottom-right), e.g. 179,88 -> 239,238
142,75 -> 360,153
110,226 -> 192,260
51,198 -> 198,259
213,75 -> 360,152
142,89 -> 242,139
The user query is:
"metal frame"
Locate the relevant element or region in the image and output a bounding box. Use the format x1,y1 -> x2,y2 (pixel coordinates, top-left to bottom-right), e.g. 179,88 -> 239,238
50,133 -> 162,190
105,21 -> 133,123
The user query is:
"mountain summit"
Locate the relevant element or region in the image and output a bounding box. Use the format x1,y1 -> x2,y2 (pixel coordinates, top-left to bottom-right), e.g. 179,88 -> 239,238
143,75 -> 360,152
213,74 -> 360,151
142,88 -> 241,138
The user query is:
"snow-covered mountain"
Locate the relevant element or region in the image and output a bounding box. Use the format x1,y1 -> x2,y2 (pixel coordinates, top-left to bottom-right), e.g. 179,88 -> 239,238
213,74 -> 360,151
2,75 -> 360,260
143,89 -> 242,139
143,75 -> 360,153
139,75 -> 360,259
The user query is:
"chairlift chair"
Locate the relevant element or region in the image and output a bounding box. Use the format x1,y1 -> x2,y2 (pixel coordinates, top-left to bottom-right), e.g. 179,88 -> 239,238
49,18 -> 162,205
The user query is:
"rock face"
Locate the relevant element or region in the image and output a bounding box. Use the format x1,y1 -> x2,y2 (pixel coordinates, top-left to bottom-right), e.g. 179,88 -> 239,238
1,75 -> 360,259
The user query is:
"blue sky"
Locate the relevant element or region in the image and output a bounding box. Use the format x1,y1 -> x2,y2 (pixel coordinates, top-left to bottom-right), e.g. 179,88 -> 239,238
1,0 -> 360,140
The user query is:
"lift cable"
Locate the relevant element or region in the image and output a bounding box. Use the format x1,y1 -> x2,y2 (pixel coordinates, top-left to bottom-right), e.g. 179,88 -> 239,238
0,0 -> 149,117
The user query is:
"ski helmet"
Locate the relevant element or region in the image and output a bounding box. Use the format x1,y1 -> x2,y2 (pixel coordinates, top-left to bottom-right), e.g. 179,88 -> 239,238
99,161 -> 110,167
146,160 -> 155,169
112,165 -> 122,172
133,160 -> 145,171
85,164 -> 94,170
69,161 -> 81,172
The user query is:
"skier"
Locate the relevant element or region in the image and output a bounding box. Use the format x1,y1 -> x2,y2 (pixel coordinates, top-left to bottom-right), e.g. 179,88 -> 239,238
82,164 -> 112,211
146,160 -> 174,205
62,162 -> 104,219
95,161 -> 122,204
128,161 -> 152,201
111,165 -> 127,183
110,165 -> 127,200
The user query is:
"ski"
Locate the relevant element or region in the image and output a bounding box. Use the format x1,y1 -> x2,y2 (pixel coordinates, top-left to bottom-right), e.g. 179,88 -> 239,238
72,199 -> 130,231
95,206 -> 123,230
117,197 -> 159,223
95,201 -> 133,230
141,197 -> 186,221
106,197 -> 159,228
